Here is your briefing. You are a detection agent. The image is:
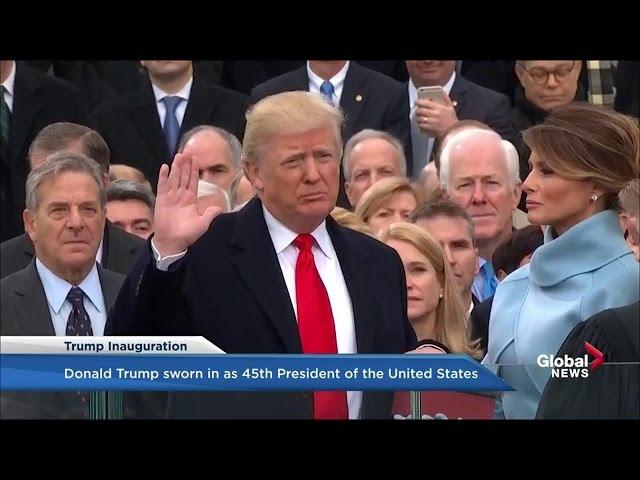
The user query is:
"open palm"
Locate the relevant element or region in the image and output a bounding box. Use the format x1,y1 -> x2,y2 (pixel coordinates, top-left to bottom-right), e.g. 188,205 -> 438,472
153,152 -> 221,257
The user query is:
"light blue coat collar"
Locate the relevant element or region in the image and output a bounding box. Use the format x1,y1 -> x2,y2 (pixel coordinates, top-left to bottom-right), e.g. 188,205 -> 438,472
529,211 -> 631,287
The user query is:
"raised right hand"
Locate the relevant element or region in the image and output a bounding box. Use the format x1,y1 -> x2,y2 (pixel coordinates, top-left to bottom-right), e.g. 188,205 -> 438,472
152,152 -> 222,257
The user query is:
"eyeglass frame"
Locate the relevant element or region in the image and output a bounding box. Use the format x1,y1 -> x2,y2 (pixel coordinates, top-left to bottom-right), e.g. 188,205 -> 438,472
518,61 -> 578,85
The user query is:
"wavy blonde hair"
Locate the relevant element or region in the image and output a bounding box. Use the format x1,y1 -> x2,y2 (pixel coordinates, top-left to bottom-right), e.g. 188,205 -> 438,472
380,222 -> 482,358
330,207 -> 373,236
354,177 -> 420,227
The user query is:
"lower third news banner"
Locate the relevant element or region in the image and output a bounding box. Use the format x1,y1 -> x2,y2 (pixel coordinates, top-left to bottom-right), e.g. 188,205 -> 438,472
1,336 -> 512,418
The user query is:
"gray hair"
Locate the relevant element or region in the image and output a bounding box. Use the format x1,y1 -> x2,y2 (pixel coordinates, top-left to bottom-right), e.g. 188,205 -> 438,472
197,179 -> 231,212
107,179 -> 156,212
343,129 -> 407,181
26,152 -> 107,211
28,122 -> 111,173
439,128 -> 520,191
178,125 -> 243,172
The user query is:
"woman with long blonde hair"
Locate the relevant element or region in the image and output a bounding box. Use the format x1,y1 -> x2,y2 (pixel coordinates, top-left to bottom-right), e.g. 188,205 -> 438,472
380,222 -> 482,359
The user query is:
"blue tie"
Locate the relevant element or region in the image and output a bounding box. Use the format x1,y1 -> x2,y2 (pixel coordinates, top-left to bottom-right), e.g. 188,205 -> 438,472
481,262 -> 499,299
161,96 -> 183,158
320,81 -> 335,105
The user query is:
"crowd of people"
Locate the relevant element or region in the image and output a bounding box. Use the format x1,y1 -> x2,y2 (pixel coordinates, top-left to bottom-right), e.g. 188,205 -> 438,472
1,60 -> 638,420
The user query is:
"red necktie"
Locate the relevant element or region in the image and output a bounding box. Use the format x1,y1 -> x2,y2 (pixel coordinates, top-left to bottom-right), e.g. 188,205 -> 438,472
294,234 -> 348,419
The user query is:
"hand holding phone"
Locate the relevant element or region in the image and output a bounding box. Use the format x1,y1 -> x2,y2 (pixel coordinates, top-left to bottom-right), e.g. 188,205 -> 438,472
414,86 -> 459,137
417,86 -> 447,105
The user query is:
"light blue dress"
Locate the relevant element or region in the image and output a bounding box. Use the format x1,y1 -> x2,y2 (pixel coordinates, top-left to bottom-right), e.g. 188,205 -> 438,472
482,211 -> 639,419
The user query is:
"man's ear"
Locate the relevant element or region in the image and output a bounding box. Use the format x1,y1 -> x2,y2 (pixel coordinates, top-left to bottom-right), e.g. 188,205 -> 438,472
512,183 -> 523,210
515,62 -> 526,86
243,160 -> 263,194
23,209 -> 36,242
345,181 -> 354,208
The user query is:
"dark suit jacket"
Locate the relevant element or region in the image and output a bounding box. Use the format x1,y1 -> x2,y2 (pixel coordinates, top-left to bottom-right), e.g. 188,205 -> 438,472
537,301 -> 639,419
1,62 -> 90,241
91,74 -> 247,190
418,75 -> 517,172
469,295 -> 492,355
614,61 -> 640,118
250,62 -> 412,208
0,261 -> 123,419
105,197 -> 416,419
0,221 -> 144,279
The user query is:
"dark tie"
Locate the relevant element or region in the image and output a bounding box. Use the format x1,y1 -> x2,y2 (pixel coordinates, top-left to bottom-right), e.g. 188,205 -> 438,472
66,287 -> 93,336
161,96 -> 183,158
294,234 -> 348,419
0,85 -> 10,147
319,81 -> 335,105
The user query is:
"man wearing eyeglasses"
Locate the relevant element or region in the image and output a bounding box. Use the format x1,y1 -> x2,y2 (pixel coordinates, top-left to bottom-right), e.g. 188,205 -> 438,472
511,61 -> 584,179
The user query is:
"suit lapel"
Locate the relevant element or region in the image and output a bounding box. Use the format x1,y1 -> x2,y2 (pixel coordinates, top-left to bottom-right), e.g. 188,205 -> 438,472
448,75 -> 469,118
129,86 -> 170,166
9,62 -> 43,168
11,261 -> 55,335
97,265 -> 124,312
326,218 -> 375,354
229,199 -> 302,353
340,63 -> 369,140
291,66 -> 311,92
180,76 -> 218,135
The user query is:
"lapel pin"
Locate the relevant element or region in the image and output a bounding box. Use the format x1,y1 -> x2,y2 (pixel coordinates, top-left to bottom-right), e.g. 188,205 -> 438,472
355,95 -> 363,102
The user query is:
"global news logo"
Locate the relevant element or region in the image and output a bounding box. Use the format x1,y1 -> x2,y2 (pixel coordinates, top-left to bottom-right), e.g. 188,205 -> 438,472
537,341 -> 605,378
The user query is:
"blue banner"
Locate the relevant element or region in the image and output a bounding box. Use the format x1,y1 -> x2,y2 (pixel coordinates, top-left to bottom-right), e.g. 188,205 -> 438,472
1,354 -> 512,392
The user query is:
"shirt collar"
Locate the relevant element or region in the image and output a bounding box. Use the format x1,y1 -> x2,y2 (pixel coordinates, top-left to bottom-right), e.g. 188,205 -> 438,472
2,60 -> 16,97
35,258 -> 103,314
151,75 -> 193,103
307,61 -> 350,93
262,204 -> 333,259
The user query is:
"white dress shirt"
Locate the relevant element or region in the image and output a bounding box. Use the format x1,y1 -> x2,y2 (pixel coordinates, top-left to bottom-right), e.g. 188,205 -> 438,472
96,238 -> 104,265
1,60 -> 16,112
35,259 -> 108,336
151,204 -> 363,419
307,61 -> 350,106
408,71 -> 456,176
151,76 -> 193,128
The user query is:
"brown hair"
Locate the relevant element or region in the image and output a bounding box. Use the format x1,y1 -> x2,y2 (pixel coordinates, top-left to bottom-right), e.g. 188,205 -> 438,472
522,103 -> 640,209
379,222 -> 482,358
29,122 -> 111,173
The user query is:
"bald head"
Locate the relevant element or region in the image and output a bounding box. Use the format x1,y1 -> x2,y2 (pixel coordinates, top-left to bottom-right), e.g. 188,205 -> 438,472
344,130 -> 406,208
182,129 -> 241,193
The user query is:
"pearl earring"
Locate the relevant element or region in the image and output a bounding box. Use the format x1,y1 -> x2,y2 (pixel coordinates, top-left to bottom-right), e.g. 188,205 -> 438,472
591,194 -> 599,202
439,293 -> 443,298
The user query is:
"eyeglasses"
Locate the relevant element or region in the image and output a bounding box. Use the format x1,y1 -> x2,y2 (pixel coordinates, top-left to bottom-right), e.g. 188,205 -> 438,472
521,61 -> 577,85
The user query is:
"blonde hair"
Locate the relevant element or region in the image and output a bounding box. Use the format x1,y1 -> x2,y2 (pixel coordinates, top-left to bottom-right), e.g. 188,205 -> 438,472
330,207 -> 373,235
380,222 -> 482,359
523,102 -> 640,209
354,177 -> 420,225
243,91 -> 344,164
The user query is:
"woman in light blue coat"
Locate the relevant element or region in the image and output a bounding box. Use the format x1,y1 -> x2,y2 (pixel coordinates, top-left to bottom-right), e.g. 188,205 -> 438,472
483,103 -> 639,419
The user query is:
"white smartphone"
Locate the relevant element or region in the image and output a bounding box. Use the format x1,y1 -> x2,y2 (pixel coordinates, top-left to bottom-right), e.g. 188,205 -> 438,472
417,86 -> 447,104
